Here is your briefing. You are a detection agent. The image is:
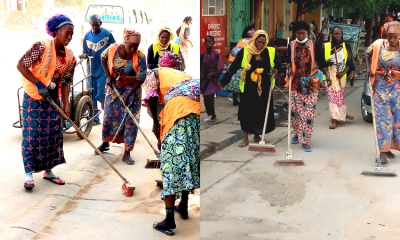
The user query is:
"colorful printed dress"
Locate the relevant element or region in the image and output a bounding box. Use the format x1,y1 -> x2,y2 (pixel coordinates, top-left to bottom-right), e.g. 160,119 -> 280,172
20,41 -> 76,174
287,40 -> 324,144
321,42 -> 355,121
142,68 -> 200,200
366,40 -> 400,152
100,46 -> 147,151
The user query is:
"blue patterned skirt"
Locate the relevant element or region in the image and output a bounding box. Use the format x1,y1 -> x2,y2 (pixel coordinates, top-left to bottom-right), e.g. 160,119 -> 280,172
22,93 -> 65,173
160,113 -> 200,199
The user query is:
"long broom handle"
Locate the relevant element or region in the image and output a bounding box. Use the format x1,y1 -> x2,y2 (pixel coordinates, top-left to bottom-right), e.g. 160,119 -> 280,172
260,76 -> 273,143
287,72 -> 292,155
47,98 -> 129,184
334,47 -> 342,88
112,85 -> 160,155
368,77 -> 381,159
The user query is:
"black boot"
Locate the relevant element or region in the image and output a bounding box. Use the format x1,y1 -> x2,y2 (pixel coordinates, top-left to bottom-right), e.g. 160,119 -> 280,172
232,93 -> 239,106
175,191 -> 189,219
153,208 -> 176,236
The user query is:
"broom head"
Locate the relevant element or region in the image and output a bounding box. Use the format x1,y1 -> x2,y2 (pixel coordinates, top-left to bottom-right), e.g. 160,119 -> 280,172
145,158 -> 161,169
122,182 -> 135,197
155,179 -> 163,187
361,168 -> 396,176
248,142 -> 276,153
274,159 -> 305,166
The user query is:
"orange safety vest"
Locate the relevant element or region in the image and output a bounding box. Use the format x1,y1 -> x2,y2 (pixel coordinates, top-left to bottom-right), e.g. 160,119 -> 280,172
21,39 -> 74,100
285,40 -> 318,88
228,38 -> 249,62
106,43 -> 139,87
157,68 -> 199,140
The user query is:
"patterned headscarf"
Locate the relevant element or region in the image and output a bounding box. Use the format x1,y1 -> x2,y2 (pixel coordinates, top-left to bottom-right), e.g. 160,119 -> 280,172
124,28 -> 141,43
384,21 -> 400,34
159,50 -> 182,70
155,27 -> 174,51
240,30 -> 269,96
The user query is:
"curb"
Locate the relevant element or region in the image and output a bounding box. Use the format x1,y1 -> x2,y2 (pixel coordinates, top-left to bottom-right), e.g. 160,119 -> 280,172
200,130 -> 242,161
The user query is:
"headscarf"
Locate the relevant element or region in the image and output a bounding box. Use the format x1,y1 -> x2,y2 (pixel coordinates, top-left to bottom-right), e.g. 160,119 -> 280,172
159,50 -> 182,70
155,27 -> 174,52
124,28 -> 141,43
46,14 -> 74,37
240,30 -> 269,96
384,21 -> 400,34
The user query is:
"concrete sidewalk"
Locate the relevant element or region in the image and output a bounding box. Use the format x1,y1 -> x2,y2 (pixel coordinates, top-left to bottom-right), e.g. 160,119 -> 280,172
200,70 -> 367,161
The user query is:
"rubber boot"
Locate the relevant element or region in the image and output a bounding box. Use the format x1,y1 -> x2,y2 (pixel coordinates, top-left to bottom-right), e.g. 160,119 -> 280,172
175,191 -> 189,219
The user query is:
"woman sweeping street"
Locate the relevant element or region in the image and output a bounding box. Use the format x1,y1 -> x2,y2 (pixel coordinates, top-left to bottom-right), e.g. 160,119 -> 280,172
320,26 -> 355,129
147,27 -> 185,71
223,29 -> 255,106
220,30 -> 278,147
17,14 -> 76,189
142,66 -> 200,236
97,29 -> 147,165
286,21 -> 324,152
365,21 -> 400,163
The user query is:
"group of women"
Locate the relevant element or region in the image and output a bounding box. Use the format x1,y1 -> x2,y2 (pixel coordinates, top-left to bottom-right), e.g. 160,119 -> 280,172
17,14 -> 199,236
222,19 -> 400,164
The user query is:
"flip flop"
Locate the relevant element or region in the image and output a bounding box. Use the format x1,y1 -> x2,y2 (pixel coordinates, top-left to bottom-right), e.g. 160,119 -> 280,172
207,119 -> 219,125
24,180 -> 35,190
153,221 -> 174,236
301,146 -> 313,152
43,176 -> 65,185
122,156 -> 135,165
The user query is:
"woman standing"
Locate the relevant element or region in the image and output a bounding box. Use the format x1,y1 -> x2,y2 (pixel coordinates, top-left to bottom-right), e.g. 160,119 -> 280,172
220,30 -> 278,147
142,66 -> 200,236
223,29 -> 255,106
365,21 -> 400,163
176,16 -> 193,62
147,27 -> 185,71
97,29 -> 147,165
321,26 -> 355,129
17,14 -> 76,189
286,21 -> 324,152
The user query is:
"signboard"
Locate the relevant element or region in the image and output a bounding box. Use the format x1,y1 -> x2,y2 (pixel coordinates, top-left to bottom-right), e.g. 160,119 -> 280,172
200,16 -> 227,62
329,22 -> 361,42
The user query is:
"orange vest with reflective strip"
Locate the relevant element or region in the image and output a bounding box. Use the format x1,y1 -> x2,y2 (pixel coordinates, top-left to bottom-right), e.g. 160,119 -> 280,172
21,39 -> 73,100
106,43 -> 139,87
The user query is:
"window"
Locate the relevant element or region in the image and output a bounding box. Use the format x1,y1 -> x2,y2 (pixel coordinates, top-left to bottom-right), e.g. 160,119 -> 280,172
202,0 -> 225,16
85,5 -> 124,23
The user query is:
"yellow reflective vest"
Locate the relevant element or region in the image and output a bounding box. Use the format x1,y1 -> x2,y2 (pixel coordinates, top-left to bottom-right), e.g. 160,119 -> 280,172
323,42 -> 348,80
153,43 -> 180,58
239,46 -> 276,93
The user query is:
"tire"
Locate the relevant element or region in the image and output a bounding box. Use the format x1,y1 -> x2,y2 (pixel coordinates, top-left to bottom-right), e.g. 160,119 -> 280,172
361,93 -> 373,123
74,96 -> 94,139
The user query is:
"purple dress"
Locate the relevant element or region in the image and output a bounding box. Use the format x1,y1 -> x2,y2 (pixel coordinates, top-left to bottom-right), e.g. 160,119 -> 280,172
200,49 -> 224,96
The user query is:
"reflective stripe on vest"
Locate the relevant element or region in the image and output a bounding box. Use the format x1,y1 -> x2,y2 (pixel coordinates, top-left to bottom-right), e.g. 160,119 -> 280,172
239,46 -> 275,93
323,42 -> 348,80
153,43 -> 180,58
107,43 -> 139,87
21,39 -> 73,100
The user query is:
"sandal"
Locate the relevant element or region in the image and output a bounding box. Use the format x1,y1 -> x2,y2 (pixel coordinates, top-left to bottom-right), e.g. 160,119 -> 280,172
95,143 -> 109,154
253,135 -> 261,143
153,221 -> 174,236
122,156 -> 135,165
43,175 -> 65,185
329,120 -> 337,129
24,180 -> 35,190
174,206 -> 189,220
346,115 -> 354,120
207,119 -> 219,125
385,151 -> 395,159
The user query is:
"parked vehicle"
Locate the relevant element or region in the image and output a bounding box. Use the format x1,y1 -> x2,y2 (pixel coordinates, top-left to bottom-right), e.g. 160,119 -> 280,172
80,2 -> 156,52
361,73 -> 373,123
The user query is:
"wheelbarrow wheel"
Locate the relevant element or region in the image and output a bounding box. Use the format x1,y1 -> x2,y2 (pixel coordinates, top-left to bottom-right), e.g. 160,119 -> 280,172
74,95 -> 94,139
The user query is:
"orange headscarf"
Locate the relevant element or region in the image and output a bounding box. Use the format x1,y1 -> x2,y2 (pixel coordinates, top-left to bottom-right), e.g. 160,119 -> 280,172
124,28 -> 141,43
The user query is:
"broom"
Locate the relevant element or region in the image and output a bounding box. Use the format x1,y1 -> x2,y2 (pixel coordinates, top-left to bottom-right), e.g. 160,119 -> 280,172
361,76 -> 396,176
274,70 -> 304,166
248,75 -> 276,152
46,97 -> 136,197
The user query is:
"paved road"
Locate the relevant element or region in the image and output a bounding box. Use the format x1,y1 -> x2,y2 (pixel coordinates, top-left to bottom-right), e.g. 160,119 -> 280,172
0,26 -> 199,239
200,79 -> 400,239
